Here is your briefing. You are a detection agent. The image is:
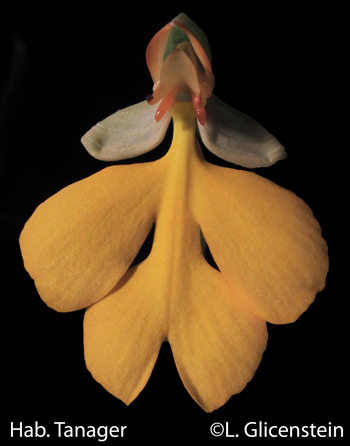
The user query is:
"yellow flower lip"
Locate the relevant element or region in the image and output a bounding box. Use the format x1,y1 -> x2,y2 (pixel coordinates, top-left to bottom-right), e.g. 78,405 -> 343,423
146,14 -> 215,125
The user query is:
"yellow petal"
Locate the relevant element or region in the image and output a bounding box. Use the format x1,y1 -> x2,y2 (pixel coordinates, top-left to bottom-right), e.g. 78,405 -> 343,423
20,163 -> 164,312
84,261 -> 166,405
192,161 -> 328,324
168,259 -> 268,412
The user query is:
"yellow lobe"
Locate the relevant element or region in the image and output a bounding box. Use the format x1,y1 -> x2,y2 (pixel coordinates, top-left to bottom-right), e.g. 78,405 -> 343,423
192,165 -> 329,324
84,265 -> 167,405
19,163 -> 165,312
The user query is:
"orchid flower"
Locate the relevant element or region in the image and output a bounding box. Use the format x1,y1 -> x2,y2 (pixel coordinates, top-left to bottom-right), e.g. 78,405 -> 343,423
19,13 -> 328,412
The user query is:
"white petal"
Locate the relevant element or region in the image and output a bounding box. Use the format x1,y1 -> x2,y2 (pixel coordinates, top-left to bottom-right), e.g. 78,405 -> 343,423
81,100 -> 171,161
198,94 -> 287,168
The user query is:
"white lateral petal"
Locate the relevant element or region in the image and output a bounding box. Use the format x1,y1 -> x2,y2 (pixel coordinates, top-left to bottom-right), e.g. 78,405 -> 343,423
198,94 -> 287,168
81,100 -> 171,161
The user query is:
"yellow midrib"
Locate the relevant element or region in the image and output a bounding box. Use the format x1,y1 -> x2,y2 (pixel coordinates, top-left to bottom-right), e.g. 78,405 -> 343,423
151,103 -> 201,336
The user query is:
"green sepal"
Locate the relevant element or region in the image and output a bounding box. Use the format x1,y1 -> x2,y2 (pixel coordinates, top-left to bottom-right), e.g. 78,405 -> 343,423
163,26 -> 190,61
173,13 -> 212,63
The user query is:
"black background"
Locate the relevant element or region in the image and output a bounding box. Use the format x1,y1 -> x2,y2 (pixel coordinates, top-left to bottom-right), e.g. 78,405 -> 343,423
2,0 -> 346,443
